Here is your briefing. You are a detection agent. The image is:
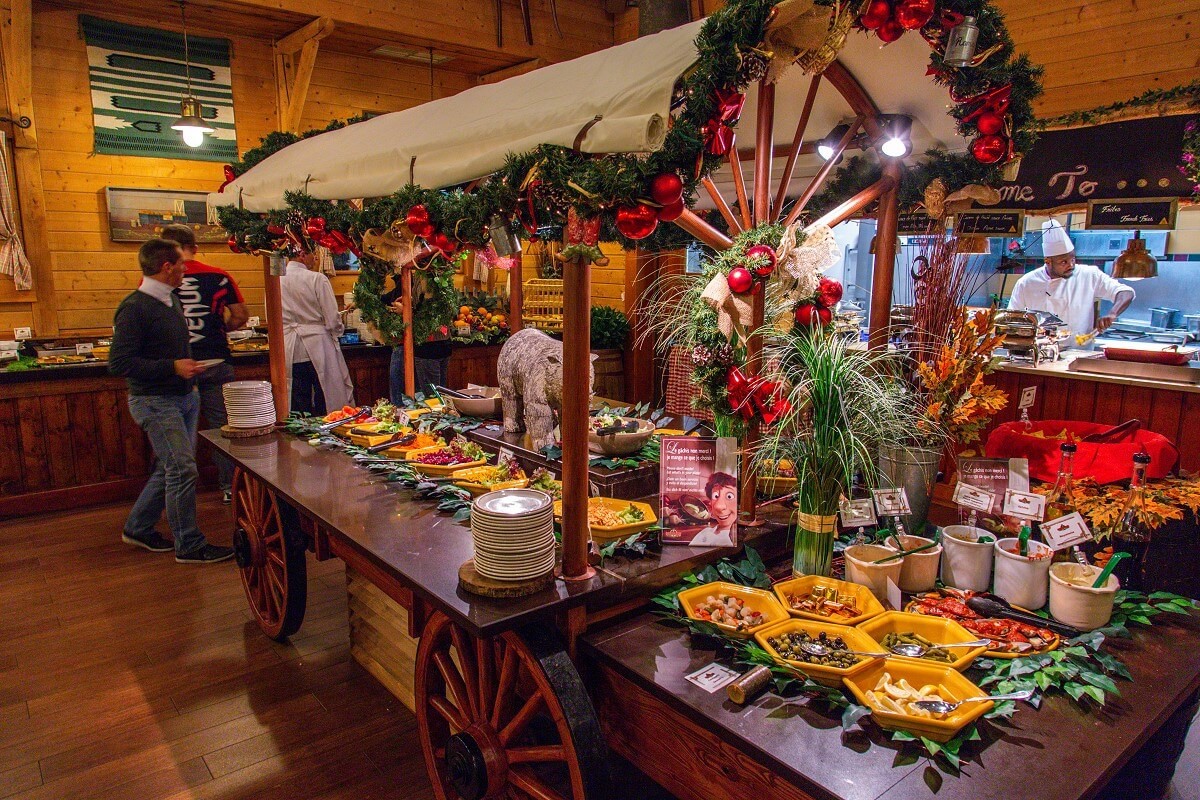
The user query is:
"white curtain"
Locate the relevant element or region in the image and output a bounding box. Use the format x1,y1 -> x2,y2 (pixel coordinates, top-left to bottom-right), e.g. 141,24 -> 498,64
0,133 -> 32,291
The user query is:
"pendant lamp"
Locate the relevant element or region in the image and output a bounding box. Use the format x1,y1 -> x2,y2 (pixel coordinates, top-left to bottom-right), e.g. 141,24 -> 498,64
170,1 -> 214,148
1111,231 -> 1158,281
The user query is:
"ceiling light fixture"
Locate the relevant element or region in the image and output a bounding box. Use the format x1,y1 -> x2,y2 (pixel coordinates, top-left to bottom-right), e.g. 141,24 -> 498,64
817,123 -> 851,163
169,1 -> 214,148
1111,231 -> 1158,281
879,114 -> 912,159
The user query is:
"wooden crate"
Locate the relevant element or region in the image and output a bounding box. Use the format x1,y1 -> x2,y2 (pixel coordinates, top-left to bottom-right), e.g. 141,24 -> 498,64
522,278 -> 564,333
346,567 -> 419,713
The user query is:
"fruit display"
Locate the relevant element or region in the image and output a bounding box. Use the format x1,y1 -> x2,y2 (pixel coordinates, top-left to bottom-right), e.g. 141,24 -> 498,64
452,297 -> 509,344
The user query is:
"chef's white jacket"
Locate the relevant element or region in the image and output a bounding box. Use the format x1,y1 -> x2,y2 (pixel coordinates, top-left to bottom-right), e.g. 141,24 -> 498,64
280,261 -> 354,411
1007,264 -> 1134,336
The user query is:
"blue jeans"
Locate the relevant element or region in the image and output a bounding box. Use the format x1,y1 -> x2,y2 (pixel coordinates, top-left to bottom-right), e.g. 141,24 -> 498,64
125,392 -> 206,556
196,362 -> 235,491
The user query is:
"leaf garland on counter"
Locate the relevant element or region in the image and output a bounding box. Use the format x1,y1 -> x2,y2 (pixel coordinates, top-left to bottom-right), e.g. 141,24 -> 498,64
1034,474 -> 1200,542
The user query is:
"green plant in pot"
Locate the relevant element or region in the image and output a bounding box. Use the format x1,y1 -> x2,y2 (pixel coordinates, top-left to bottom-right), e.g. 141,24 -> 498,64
758,329 -> 925,577
590,305 -> 631,350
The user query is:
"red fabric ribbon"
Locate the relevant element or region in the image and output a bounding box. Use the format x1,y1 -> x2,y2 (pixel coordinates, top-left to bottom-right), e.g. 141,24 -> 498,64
726,366 -> 790,425
701,90 -> 745,156
218,164 -> 236,193
921,8 -> 964,47
952,83 -> 1012,121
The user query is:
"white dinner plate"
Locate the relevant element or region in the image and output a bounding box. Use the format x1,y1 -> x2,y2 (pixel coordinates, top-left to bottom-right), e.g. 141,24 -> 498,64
196,358 -> 225,369
472,489 -> 553,517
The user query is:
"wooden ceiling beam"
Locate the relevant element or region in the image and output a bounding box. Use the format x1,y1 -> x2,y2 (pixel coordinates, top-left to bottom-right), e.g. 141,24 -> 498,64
477,58 -> 544,86
274,17 -> 335,133
275,15 -> 336,53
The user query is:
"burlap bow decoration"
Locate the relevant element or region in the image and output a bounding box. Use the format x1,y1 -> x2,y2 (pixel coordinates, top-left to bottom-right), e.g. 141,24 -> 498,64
362,219 -> 419,266
701,272 -> 754,342
773,222 -> 840,330
764,0 -> 838,82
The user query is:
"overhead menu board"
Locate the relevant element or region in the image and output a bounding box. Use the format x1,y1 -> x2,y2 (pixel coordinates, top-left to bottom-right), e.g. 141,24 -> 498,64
1085,197 -> 1178,230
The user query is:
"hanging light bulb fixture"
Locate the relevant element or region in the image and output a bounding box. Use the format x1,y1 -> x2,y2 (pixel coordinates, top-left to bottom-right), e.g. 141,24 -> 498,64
943,16 -> 980,67
1111,231 -> 1158,281
170,1 -> 214,148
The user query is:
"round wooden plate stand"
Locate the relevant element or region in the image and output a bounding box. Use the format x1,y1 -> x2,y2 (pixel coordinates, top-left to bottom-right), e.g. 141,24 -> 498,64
415,611 -> 610,800
231,467 -> 308,640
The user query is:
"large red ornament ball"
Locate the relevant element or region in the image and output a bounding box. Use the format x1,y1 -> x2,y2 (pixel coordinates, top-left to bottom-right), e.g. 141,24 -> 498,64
816,276 -> 844,307
615,204 -> 659,240
727,266 -> 754,295
227,236 -> 242,254
895,0 -> 934,30
976,112 -> 1005,136
649,173 -> 684,205
971,134 -> 1008,165
860,0 -> 892,30
657,199 -> 684,222
794,303 -> 832,327
304,217 -> 326,237
406,205 -> 433,237
745,244 -> 777,279
877,18 -> 905,42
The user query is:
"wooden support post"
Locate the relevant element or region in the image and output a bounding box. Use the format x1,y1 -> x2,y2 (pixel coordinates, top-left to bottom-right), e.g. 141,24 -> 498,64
508,261 -> 523,334
752,80 -> 774,226
560,256 -> 594,583
263,256 -> 289,422
808,175 -> 895,232
869,159 -> 902,351
727,146 -> 752,231
402,265 -> 416,396
702,177 -> 741,235
273,17 -> 335,133
772,74 -> 821,221
0,0 -> 58,334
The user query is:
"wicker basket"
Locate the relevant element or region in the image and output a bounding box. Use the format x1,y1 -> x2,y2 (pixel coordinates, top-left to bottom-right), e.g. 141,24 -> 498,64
522,278 -> 565,333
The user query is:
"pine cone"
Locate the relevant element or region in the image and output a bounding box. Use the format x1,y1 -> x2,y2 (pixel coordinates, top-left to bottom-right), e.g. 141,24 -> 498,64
713,342 -> 735,365
737,50 -> 770,84
690,345 -> 714,366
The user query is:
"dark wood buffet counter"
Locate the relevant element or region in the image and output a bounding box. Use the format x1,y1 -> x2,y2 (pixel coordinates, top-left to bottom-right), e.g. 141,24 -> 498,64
0,343 -> 501,518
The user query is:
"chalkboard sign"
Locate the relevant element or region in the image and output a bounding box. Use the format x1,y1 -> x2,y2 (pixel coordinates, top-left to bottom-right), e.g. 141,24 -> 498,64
1085,197 -> 1178,230
897,211 -> 942,236
953,209 -> 1025,236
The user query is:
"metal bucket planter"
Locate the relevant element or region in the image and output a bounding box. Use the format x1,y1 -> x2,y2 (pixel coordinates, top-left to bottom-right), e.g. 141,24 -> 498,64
877,445 -> 941,533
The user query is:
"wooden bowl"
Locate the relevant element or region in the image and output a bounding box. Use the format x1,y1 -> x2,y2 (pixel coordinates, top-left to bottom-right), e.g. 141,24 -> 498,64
588,417 -> 655,456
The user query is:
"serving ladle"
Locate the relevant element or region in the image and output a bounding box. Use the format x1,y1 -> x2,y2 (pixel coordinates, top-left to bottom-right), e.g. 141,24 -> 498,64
911,689 -> 1034,715
798,642 -> 888,659
888,639 -> 993,658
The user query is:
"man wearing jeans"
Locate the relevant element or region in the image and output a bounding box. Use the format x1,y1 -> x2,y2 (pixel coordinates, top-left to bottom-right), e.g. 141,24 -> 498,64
161,224 -> 248,504
108,238 -> 234,564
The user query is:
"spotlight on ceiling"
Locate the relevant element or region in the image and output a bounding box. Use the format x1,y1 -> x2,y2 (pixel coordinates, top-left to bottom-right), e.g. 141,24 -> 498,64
879,114 -> 913,159
817,123 -> 851,162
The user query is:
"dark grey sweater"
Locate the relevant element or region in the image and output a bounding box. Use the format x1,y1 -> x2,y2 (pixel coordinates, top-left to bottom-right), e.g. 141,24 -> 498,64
108,290 -> 195,396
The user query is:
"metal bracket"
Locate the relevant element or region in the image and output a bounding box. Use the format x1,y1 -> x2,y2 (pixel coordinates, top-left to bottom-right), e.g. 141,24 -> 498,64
0,115 -> 32,129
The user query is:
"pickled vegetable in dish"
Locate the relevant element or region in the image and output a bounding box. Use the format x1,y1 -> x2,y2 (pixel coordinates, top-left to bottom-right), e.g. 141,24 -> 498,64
693,594 -> 767,631
865,671 -> 950,718
586,499 -> 645,528
785,585 -> 862,620
766,630 -> 859,668
881,632 -> 954,663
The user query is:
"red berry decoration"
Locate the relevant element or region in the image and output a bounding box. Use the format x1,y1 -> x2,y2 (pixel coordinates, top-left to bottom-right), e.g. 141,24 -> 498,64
860,0 -> 892,30
727,266 -> 754,294
971,134 -> 1008,165
227,236 -> 242,254
894,0 -> 934,30
816,276 -> 844,307
976,111 -> 1005,136
657,199 -> 684,222
649,173 -> 684,205
794,303 -> 819,327
614,204 -> 659,240
877,18 -> 904,42
745,244 -> 777,279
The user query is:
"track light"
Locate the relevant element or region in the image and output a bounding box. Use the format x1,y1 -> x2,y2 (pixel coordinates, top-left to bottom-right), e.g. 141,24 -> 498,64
817,123 -> 851,162
879,115 -> 912,159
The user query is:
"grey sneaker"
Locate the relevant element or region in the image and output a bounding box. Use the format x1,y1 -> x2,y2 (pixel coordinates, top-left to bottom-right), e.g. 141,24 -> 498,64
222,490 -> 232,505
176,544 -> 235,564
122,531 -> 174,553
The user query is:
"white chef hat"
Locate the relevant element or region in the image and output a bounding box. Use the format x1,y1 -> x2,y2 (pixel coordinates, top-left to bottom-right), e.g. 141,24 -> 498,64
1041,219 -> 1074,257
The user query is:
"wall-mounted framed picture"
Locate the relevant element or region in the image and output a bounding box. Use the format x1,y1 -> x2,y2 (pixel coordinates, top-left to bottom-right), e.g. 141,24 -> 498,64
104,186 -> 227,243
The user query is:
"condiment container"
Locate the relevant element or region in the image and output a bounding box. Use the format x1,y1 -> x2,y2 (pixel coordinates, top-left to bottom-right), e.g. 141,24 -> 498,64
882,534 -> 941,593
940,526 -> 994,592
1048,562 -> 1119,632
993,538 -> 1053,610
843,544 -> 904,605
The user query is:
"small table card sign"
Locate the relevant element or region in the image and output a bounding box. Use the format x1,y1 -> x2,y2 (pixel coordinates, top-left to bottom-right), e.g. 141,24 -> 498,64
872,488 -> 911,517
1039,512 -> 1093,551
1003,489 -> 1047,521
14,326 -> 31,340
75,342 -> 94,355
684,663 -> 740,693
1018,386 -> 1037,410
839,498 -> 877,529
246,316 -> 261,328
952,482 -> 996,514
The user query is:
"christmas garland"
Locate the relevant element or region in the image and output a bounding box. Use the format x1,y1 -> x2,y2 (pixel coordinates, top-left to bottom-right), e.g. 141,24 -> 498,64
1038,80 -> 1200,131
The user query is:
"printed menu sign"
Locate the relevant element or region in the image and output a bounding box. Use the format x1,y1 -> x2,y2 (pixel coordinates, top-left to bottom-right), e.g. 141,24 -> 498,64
660,437 -> 739,547
953,209 -> 1025,236
1086,197 -> 1178,231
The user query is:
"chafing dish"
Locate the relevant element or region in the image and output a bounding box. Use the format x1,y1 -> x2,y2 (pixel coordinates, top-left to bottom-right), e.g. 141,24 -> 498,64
996,310 -> 1068,365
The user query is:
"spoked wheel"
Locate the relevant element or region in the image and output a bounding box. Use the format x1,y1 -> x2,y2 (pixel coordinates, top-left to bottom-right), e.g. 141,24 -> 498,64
415,611 -> 610,800
231,467 -> 307,640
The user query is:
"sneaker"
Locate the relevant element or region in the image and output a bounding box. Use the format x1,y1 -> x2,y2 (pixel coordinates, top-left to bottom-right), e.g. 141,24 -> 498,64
222,490 -> 232,505
176,544 -> 235,564
122,531 -> 174,553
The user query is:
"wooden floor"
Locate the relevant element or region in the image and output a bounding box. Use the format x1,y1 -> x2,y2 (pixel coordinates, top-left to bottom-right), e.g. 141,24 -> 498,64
0,491 -> 435,800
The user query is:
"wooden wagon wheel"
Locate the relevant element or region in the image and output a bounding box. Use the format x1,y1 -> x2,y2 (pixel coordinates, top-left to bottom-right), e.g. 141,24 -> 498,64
231,466 -> 308,641
415,611 -> 610,800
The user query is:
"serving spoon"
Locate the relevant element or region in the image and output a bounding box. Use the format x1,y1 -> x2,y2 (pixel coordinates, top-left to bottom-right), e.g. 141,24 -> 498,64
799,642 -> 888,659
888,639 -> 993,658
911,689 -> 1034,715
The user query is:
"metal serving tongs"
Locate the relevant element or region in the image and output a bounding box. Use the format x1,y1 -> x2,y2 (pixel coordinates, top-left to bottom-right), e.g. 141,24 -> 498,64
366,431 -> 418,453
1074,328 -> 1099,348
318,406 -> 371,433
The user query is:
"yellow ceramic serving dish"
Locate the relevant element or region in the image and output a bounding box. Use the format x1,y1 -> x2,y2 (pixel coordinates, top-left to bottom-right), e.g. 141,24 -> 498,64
842,658 -> 993,742
857,611 -> 987,672
379,433 -> 445,457
404,445 -> 487,476
903,599 -> 1060,659
773,574 -> 885,626
756,459 -> 795,498
450,465 -> 529,497
678,581 -> 788,640
342,422 -> 410,448
552,497 -> 658,541
753,618 -> 881,687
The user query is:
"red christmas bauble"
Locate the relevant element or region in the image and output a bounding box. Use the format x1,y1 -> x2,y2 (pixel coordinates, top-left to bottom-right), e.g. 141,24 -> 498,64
794,303 -> 819,327
894,0 -> 934,30
745,244 -> 777,279
657,199 -> 684,222
727,266 -> 754,294
860,0 -> 892,30
406,204 -> 430,224
410,220 -> 435,239
971,134 -> 1008,165
816,276 -> 844,307
649,173 -> 684,205
976,112 -> 1005,136
227,236 -> 242,254
615,204 -> 659,240
304,217 -> 326,237
877,18 -> 905,42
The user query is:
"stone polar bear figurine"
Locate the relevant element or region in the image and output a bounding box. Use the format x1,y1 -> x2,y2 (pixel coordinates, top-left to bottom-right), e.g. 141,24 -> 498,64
497,328 -> 596,450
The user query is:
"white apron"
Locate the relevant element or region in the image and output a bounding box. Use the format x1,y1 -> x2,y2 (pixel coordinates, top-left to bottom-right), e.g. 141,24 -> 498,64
284,323 -> 354,413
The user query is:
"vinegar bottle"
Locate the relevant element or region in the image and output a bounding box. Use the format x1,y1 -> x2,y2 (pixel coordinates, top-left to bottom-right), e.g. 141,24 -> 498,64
1112,452 -> 1153,592
1039,441 -> 1088,564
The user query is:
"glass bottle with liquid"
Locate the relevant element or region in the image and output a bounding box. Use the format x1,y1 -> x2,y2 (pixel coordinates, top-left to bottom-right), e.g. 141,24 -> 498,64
1038,441 -> 1088,564
1112,452 -> 1153,592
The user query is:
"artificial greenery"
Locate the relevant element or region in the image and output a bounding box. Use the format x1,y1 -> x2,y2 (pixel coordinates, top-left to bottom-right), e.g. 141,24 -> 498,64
1039,80 -> 1200,130
590,305 -> 631,350
351,252 -> 461,346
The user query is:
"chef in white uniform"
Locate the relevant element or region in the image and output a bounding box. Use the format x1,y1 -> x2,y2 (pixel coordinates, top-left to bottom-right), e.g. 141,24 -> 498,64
280,249 -> 354,415
1008,219 -> 1135,336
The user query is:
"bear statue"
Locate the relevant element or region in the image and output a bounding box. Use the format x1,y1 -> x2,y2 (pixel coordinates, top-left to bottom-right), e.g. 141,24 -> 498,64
496,328 -> 596,450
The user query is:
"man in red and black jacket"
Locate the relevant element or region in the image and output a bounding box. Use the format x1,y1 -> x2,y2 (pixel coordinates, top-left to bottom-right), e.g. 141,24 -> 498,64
162,225 -> 248,504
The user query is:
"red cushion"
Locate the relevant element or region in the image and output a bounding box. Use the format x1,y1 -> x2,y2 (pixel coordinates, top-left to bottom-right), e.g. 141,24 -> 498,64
984,420 -> 1178,484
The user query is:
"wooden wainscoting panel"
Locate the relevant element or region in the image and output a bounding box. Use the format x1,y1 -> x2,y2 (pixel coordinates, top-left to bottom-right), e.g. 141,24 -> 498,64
345,567 -> 419,713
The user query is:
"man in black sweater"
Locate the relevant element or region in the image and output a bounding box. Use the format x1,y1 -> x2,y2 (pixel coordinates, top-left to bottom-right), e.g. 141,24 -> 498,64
108,238 -> 233,564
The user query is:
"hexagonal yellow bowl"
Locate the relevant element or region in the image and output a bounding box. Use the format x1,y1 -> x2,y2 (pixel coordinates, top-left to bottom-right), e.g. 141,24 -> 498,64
450,465 -> 529,497
753,618 -> 881,687
857,611 -> 987,672
552,498 -> 658,541
404,445 -> 487,476
677,581 -> 788,640
773,574 -> 885,626
842,658 -> 993,742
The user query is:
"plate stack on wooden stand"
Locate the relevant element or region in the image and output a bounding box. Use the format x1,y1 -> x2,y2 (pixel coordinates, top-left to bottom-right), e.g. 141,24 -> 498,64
459,488 -> 557,597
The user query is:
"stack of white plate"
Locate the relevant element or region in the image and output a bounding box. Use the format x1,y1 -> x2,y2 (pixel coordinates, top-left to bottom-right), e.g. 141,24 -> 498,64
222,380 -> 276,428
471,489 -> 556,581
